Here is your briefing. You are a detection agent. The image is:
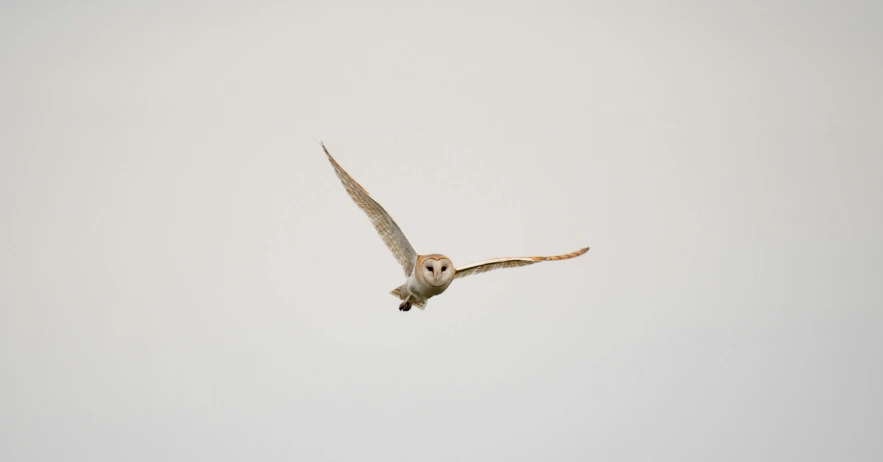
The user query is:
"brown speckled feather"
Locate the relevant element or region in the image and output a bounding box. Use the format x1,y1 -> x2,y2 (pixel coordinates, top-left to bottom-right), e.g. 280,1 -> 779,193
454,247 -> 590,279
322,142 -> 418,276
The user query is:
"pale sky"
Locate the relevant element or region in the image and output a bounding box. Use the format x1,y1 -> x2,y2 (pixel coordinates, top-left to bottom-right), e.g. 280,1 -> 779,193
1,1 -> 881,461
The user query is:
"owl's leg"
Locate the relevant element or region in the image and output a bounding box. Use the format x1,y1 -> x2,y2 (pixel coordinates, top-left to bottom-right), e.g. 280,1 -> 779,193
398,295 -> 412,312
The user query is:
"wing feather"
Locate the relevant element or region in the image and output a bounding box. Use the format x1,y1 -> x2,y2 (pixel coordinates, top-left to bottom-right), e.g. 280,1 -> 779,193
321,143 -> 418,276
454,247 -> 589,279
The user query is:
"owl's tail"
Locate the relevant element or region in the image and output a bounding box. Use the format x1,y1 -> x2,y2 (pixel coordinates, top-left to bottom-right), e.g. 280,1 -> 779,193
389,285 -> 426,310
390,285 -> 407,300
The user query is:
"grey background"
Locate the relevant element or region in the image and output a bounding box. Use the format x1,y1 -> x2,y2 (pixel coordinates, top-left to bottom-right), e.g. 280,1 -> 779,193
2,1 -> 881,461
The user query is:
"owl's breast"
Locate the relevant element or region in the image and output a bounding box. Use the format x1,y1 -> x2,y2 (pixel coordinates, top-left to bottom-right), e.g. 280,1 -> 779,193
407,276 -> 451,299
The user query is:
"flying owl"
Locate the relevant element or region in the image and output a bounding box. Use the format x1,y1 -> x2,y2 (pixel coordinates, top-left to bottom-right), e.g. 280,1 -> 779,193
320,142 -> 589,312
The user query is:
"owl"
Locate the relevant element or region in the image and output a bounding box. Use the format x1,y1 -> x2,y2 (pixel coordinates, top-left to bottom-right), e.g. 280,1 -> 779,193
321,142 -> 589,312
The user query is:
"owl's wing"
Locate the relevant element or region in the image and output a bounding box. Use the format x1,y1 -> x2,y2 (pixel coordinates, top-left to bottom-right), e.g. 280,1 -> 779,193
321,143 -> 418,276
454,247 -> 589,280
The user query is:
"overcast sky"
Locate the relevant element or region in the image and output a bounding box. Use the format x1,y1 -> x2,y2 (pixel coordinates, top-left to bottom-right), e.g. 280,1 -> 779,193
1,1 -> 881,461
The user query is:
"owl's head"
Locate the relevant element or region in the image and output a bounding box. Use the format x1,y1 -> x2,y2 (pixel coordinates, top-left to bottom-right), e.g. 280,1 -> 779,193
418,254 -> 455,287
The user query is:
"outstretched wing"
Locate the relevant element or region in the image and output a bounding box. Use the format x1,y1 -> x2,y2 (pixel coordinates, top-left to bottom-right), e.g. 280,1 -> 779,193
321,142 -> 418,276
454,247 -> 589,280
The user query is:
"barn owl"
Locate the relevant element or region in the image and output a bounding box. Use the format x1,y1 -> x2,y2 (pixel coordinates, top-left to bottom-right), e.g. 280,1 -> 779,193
321,142 -> 589,312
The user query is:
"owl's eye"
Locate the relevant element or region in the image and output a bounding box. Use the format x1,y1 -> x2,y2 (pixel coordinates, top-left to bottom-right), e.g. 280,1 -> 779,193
441,266 -> 447,271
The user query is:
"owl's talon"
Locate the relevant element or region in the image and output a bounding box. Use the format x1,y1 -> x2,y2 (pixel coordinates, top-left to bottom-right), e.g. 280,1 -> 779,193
399,302 -> 411,312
